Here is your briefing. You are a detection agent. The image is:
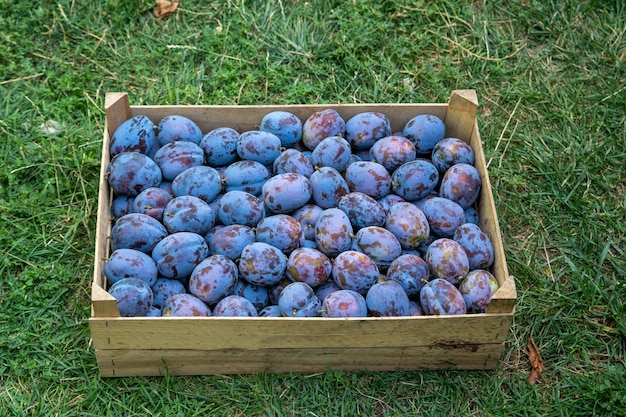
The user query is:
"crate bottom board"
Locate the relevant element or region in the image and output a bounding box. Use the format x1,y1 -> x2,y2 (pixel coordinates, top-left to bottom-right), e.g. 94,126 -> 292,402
96,344 -> 505,377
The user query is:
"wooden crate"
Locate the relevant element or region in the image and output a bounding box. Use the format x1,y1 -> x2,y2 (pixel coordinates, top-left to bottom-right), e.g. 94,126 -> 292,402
90,90 -> 517,377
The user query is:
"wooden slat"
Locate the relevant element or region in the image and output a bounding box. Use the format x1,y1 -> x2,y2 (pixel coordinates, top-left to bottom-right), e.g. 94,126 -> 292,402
444,90 -> 478,142
89,313 -> 513,350
95,343 -> 505,377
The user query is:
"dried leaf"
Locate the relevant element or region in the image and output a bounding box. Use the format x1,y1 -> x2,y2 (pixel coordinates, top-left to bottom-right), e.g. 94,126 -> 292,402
154,0 -> 180,19
525,337 -> 544,384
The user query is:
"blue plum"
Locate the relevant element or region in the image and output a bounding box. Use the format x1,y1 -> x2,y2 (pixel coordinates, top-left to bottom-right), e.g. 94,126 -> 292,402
108,277 -> 154,317
104,248 -> 158,287
110,213 -> 168,253
153,141 -> 204,181
431,137 -> 475,173
208,224 -> 256,260
111,195 -> 135,219
402,114 -> 445,155
161,293 -> 212,317
133,187 -> 173,222
238,242 -> 287,286
424,238 -> 469,286
419,196 -> 466,238
151,231 -> 210,280
262,173 -> 312,214
285,247 -> 332,288
386,253 -> 429,298
344,161 -> 391,199
345,112 -> 391,150
292,204 -> 324,241
353,226 -> 402,271
320,289 -> 367,318
366,280 -> 410,317
231,280 -> 269,311
259,305 -> 282,317
314,280 -> 342,304
453,223 -> 495,270
151,278 -> 186,309
223,160 -> 270,196
200,127 -> 240,167
459,269 -> 496,313
331,250 -> 380,295
236,130 -> 282,165
272,148 -> 314,177
310,136 -> 352,172
107,152 -> 162,196
255,214 -> 303,254
218,190 -> 265,227
110,115 -> 156,156
384,202 -> 430,250
156,115 -> 203,146
314,208 -> 354,258
163,195 -> 215,235
260,110 -> 303,148
302,109 -> 346,150
391,159 -> 439,201
338,191 -> 386,229
369,135 -> 416,173
171,165 -> 222,204
439,163 -> 481,209
189,255 -> 238,305
278,282 -> 321,317
309,167 -> 350,209
420,278 -> 466,315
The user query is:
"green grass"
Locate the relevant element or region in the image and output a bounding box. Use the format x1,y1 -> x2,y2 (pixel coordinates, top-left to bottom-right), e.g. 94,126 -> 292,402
1,0 -> 625,415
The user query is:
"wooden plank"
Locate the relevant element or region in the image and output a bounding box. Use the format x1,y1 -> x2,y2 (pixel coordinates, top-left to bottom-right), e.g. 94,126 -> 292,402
444,90 -> 478,142
129,103 -> 448,135
89,313 -> 513,350
105,92 -> 132,136
95,343 -> 505,377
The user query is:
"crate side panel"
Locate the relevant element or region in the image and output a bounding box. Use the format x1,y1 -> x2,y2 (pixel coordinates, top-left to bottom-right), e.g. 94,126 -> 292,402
96,343 -> 504,377
89,314 -> 513,350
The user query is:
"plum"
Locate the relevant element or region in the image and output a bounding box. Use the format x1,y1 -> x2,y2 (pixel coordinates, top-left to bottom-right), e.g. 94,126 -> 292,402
285,247 -> 332,288
223,160 -> 271,196
419,196 -> 466,238
459,269 -> 496,313
344,161 -> 391,199
314,208 -> 354,258
200,127 -> 240,167
309,166 -> 350,209
156,115 -> 202,146
320,289 -> 367,318
259,305 -> 282,317
151,231 -> 210,280
262,173 -> 312,214
231,280 -> 269,311
272,148 -> 314,177
161,293 -> 211,317
255,214 -> 303,254
278,282 -> 321,317
310,136 -> 352,172
260,110 -> 303,148
110,213 -> 168,253
376,193 -> 405,215
236,130 -> 282,165
151,278 -> 186,309
353,226 -> 402,271
337,192 -> 386,229
302,109 -> 345,150
369,135 -> 416,173
402,114 -> 445,155
188,255 -> 238,305
453,223 -> 495,270
110,195 -> 135,219
408,301 -> 424,316
420,278 -> 466,315
431,137 -> 475,173
384,202 -> 430,250
332,250 -> 380,295
213,295 -> 259,317
133,187 -> 172,222
314,280 -> 342,304
238,242 -> 287,286
386,253 -> 429,298
107,152 -> 162,196
391,159 -> 439,201
153,141 -> 204,181
171,165 -> 222,204
345,111 -> 391,150
218,190 -> 265,227
439,163 -> 482,209
108,278 -> 153,317
424,238 -> 469,286
292,204 -> 324,241
208,224 -> 255,260
110,115 -> 156,156
366,280 -> 410,317
104,248 -> 158,287
163,195 -> 215,236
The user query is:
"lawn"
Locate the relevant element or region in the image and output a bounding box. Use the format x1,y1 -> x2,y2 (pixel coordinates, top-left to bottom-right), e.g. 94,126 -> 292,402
1,0 -> 624,415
